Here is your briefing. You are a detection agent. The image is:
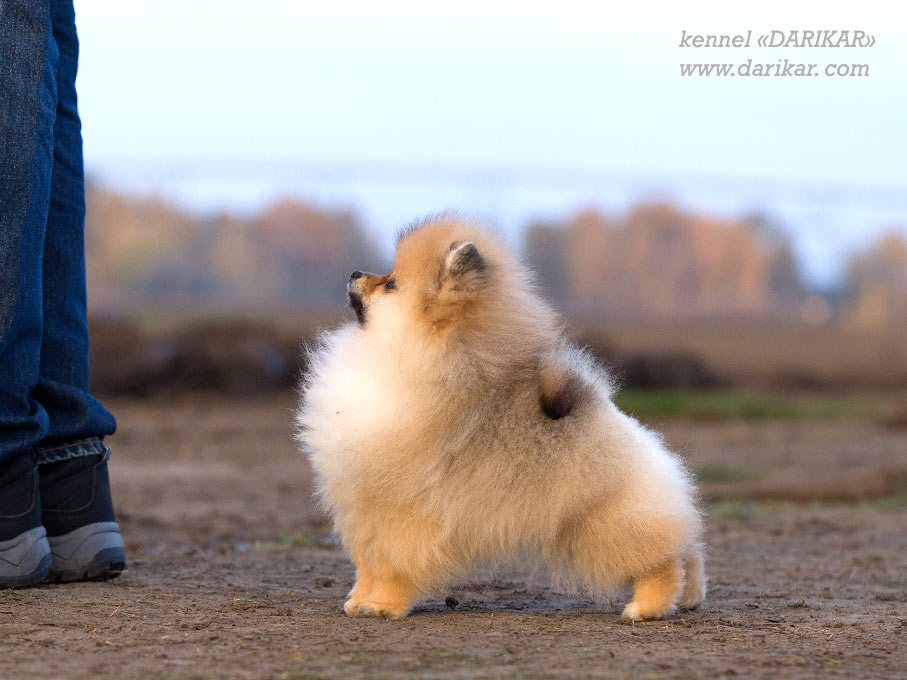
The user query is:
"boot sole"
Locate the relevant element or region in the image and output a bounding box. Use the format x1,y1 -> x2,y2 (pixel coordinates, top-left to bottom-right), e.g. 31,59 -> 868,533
0,526 -> 52,588
47,521 -> 126,582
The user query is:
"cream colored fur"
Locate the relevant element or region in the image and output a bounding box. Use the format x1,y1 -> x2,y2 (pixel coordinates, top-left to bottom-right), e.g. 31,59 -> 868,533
296,217 -> 706,620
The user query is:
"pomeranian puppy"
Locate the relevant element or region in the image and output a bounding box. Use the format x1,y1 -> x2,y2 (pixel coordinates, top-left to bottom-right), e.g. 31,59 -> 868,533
296,216 -> 706,621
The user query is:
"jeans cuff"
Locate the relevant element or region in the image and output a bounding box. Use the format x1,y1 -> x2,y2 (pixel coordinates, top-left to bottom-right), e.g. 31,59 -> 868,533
34,438 -> 109,465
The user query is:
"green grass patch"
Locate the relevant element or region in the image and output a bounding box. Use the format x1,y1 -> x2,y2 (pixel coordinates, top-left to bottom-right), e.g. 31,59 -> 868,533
277,528 -> 319,548
708,500 -> 760,519
856,491 -> 907,513
708,494 -> 907,519
614,389 -> 875,421
694,463 -> 769,484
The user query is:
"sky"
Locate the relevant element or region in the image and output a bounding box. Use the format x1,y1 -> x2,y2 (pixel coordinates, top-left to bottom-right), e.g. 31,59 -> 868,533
74,0 -> 907,286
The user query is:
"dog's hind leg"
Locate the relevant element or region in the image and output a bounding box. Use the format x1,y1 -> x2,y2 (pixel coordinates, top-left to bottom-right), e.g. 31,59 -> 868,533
344,551 -> 375,616
677,544 -> 706,610
622,556 -> 684,621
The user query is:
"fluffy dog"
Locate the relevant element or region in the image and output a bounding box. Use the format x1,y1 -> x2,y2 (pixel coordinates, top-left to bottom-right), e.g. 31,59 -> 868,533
296,217 -> 706,621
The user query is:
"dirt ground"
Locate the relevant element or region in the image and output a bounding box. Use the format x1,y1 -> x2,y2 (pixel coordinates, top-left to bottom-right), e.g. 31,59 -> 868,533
1,395 -> 905,680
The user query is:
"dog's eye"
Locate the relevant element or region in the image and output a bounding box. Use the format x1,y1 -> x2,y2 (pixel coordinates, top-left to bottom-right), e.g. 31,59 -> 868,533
384,278 -> 397,291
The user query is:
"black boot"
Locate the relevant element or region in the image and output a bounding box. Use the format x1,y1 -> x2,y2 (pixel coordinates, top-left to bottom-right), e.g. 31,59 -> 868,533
0,451 -> 52,588
39,447 -> 126,581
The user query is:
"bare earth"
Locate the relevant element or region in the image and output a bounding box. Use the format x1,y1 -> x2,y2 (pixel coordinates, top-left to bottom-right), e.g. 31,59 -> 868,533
1,395 -> 905,680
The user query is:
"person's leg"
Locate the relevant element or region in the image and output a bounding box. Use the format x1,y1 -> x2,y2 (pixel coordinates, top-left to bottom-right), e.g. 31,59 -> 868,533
0,0 -> 58,587
32,0 -> 116,454
34,0 -> 125,582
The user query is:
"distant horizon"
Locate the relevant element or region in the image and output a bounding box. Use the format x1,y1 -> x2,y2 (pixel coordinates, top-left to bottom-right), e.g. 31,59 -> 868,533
85,157 -> 906,291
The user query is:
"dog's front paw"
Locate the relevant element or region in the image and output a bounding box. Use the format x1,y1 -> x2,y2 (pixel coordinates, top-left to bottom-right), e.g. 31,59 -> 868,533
621,600 -> 676,622
355,599 -> 412,620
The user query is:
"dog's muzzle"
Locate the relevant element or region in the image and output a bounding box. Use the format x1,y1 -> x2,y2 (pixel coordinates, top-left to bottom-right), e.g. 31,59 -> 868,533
348,273 -> 367,324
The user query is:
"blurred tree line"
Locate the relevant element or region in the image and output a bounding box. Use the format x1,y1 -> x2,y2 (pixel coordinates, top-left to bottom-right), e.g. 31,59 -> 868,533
85,187 -> 907,326
525,206 -> 803,321
86,188 -> 382,313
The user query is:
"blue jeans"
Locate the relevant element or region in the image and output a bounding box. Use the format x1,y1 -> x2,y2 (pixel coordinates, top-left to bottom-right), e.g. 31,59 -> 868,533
0,0 -> 115,465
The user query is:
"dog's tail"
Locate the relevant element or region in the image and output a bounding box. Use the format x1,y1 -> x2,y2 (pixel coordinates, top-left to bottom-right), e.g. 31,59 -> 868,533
537,344 -> 612,420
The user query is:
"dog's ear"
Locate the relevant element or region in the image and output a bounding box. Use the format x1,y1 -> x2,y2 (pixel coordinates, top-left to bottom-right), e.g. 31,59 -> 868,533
442,241 -> 486,289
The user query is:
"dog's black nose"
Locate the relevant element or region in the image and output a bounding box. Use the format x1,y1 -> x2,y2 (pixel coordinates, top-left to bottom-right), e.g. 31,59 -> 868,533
350,270 -> 363,280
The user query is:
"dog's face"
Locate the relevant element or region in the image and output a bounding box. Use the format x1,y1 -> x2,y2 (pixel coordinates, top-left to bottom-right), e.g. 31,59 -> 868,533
347,222 -> 492,329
